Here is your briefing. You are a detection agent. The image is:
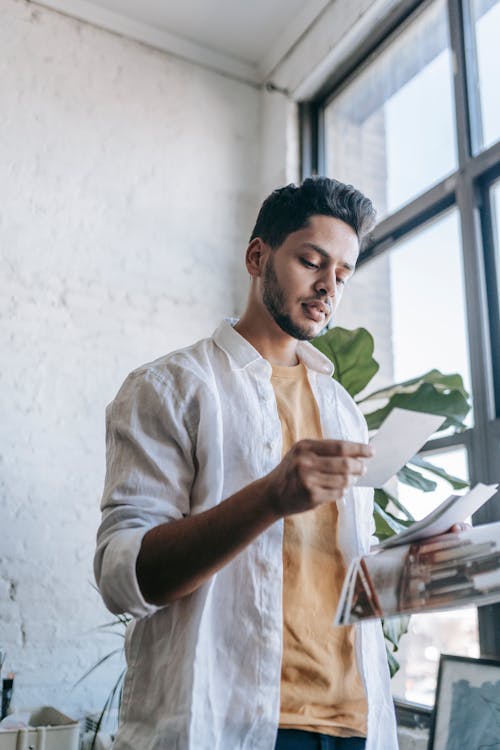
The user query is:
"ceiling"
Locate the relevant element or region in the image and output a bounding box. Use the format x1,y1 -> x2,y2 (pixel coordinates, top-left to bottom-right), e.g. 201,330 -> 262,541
34,0 -> 332,84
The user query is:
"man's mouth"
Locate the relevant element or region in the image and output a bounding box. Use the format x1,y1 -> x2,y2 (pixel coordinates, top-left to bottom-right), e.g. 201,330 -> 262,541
301,300 -> 330,322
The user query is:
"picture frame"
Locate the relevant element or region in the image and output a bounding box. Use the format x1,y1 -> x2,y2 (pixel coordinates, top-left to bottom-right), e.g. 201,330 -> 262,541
428,653 -> 500,750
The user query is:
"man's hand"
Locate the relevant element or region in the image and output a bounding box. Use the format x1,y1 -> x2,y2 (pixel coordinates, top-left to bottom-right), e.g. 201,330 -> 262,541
449,522 -> 471,533
263,439 -> 374,519
136,439 -> 374,606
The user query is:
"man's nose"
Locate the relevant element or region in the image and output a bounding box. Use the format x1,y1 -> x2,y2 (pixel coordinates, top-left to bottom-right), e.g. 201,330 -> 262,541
314,271 -> 336,298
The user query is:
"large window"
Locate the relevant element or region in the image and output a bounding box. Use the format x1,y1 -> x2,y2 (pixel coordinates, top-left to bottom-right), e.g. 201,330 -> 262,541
324,0 -> 457,219
302,0 -> 500,706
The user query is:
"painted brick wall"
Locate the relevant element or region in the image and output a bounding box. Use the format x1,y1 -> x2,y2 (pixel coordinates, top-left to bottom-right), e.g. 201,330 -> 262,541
0,0 -> 260,717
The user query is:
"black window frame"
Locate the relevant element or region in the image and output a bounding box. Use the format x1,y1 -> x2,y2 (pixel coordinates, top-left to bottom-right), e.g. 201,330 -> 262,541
300,0 -> 500,660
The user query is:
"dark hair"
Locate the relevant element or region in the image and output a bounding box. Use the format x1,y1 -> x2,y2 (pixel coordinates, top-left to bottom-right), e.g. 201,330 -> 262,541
250,177 -> 376,247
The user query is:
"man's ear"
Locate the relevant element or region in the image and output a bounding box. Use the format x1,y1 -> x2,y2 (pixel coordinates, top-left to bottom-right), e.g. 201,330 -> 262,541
245,238 -> 270,278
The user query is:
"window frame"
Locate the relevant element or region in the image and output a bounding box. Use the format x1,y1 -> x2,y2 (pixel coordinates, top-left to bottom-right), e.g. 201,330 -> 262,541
300,0 -> 500,660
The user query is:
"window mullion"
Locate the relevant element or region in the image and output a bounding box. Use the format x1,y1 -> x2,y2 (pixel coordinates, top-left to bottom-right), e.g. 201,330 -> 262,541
448,0 -> 476,164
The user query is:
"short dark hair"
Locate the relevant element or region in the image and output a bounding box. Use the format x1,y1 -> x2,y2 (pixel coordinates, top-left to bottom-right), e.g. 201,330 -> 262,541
250,177 -> 376,248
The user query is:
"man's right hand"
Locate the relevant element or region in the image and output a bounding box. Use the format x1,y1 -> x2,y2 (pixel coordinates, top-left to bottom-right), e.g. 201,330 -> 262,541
136,438 -> 374,606
263,439 -> 374,519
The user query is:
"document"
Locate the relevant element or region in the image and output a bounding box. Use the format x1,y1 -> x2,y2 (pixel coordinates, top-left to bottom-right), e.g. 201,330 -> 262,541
377,483 -> 498,548
335,484 -> 500,626
359,408 -> 445,488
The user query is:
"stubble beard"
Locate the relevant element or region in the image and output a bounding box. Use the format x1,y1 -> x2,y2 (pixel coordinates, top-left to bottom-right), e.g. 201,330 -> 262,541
262,255 -> 316,341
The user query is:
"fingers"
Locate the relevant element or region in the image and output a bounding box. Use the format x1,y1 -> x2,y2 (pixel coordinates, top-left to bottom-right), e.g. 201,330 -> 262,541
449,522 -> 471,533
310,455 -> 368,477
271,439 -> 374,517
299,438 -> 374,459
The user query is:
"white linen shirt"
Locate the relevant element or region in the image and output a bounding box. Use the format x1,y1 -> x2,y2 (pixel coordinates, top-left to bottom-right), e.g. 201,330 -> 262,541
95,319 -> 398,750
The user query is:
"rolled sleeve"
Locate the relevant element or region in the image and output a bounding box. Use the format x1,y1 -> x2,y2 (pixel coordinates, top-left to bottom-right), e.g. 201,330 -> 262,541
94,368 -> 195,618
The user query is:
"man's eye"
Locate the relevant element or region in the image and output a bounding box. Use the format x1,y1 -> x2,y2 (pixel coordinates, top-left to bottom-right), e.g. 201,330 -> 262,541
337,277 -> 346,286
301,258 -> 319,269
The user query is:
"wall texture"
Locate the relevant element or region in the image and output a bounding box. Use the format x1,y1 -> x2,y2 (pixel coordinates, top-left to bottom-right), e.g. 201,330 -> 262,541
0,0 -> 260,717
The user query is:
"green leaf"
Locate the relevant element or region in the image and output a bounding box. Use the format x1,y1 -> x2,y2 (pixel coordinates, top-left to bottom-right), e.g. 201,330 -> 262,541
359,369 -> 469,404
312,326 -> 379,398
374,488 -> 390,511
397,465 -> 437,492
383,615 -> 411,676
89,666 -> 126,749
385,642 -> 401,678
408,454 -> 469,490
374,501 -> 413,541
365,383 -> 470,432
383,615 -> 410,649
74,648 -> 123,687
375,488 -> 415,522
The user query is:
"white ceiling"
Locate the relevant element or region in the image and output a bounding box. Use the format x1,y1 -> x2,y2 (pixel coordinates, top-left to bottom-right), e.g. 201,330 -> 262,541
34,0 -> 332,84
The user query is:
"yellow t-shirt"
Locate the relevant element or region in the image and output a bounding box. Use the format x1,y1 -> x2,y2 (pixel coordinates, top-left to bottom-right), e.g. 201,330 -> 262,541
271,362 -> 367,738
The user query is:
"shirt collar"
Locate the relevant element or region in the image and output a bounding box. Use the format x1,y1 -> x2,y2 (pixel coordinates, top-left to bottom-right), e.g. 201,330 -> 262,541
212,319 -> 334,376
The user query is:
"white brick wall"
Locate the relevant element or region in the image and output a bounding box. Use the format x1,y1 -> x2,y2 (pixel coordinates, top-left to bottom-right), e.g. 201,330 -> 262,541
0,0 -> 260,717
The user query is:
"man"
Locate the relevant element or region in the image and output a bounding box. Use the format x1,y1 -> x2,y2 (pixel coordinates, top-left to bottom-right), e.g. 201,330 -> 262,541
95,178 -> 399,750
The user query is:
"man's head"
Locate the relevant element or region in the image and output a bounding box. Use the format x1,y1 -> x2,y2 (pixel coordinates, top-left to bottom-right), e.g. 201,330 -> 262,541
250,177 -> 376,250
244,178 -> 376,342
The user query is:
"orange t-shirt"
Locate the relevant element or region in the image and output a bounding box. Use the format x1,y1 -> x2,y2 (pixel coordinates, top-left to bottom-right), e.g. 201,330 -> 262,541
271,362 -> 367,738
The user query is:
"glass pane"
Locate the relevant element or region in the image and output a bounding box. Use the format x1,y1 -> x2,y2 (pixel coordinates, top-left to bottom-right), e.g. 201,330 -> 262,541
396,446 -> 469,521
470,0 -> 500,150
391,608 -> 479,705
335,209 -> 472,427
494,180 -> 500,305
390,447 -> 479,706
324,0 -> 457,220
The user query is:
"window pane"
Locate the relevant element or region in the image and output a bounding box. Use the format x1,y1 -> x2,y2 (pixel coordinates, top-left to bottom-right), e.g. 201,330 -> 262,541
391,608 -> 479,705
390,447 -> 479,706
470,0 -> 500,150
396,446 -> 469,521
335,209 -> 472,426
493,180 -> 500,305
324,0 -> 457,220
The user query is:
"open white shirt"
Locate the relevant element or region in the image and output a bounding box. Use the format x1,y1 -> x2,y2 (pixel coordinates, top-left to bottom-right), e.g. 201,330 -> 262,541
95,319 -> 398,750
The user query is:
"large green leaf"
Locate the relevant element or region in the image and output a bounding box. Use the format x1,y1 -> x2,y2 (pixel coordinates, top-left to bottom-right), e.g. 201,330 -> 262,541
312,326 -> 379,398
397,464 -> 437,492
364,382 -> 470,432
359,369 -> 469,404
408,454 -> 469,490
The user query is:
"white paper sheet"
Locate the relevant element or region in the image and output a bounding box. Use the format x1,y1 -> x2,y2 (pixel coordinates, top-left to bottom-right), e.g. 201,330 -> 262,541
358,407 -> 445,488
378,482 -> 498,548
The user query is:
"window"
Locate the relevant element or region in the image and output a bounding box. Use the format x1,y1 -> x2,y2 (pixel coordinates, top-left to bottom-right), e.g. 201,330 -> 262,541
470,0 -> 500,150
488,178 -> 500,416
335,210 -> 473,433
324,0 -> 457,219
391,446 -> 479,706
493,180 -> 500,306
303,0 -> 500,704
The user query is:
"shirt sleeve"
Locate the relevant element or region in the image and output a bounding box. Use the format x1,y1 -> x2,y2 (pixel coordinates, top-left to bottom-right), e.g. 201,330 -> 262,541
94,367 -> 195,618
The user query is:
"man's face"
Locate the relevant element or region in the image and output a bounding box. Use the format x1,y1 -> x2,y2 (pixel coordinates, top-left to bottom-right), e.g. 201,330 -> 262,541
260,214 -> 359,341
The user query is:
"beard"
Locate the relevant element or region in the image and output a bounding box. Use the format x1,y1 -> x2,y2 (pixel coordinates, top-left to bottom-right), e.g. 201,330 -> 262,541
262,254 -> 317,341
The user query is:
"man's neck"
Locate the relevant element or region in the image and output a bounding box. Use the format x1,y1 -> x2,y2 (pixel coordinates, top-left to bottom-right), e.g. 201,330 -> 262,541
234,316 -> 300,367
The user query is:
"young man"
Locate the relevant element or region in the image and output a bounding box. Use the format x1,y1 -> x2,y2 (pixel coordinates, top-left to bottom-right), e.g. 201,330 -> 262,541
94,178 -> 399,750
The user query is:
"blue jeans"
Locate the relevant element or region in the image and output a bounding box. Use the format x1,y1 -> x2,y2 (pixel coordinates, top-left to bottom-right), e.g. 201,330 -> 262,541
274,728 -> 366,750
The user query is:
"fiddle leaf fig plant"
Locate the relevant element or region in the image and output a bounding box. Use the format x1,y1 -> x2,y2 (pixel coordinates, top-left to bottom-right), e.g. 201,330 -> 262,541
312,326 -> 471,675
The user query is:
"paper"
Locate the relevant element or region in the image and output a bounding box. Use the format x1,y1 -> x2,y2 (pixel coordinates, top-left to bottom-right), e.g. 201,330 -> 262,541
335,520 -> 500,625
358,408 -> 445,488
378,483 -> 498,548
